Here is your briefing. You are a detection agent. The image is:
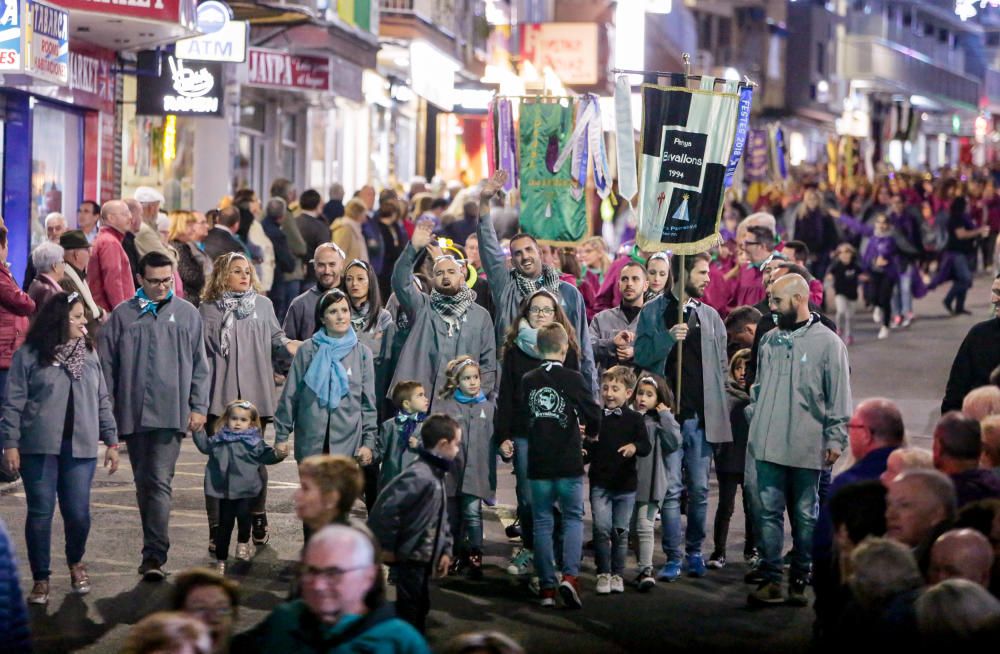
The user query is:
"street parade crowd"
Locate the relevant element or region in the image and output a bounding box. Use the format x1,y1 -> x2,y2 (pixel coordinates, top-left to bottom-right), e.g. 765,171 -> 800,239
3,165 -> 1000,652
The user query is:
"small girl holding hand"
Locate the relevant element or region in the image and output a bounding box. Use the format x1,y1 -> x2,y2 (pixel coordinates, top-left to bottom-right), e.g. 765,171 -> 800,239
194,399 -> 286,574
435,356 -> 503,580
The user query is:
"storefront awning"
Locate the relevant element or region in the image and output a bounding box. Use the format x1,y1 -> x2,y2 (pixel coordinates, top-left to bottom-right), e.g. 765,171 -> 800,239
55,0 -> 201,51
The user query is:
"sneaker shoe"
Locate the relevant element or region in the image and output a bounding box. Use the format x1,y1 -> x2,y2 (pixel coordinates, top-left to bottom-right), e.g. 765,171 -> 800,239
636,567 -> 656,593
596,573 -> 612,595
539,588 -> 556,608
686,553 -> 707,577
235,542 -> 252,562
747,581 -> 784,606
707,552 -> 726,569
610,574 -> 625,594
139,558 -> 166,581
901,315 -> 913,328
872,307 -> 883,325
69,563 -> 91,595
27,581 -> 49,605
506,548 -> 533,576
657,560 -> 682,582
787,577 -> 809,607
215,560 -> 226,576
449,553 -> 468,576
891,314 -> 903,328
528,575 -> 541,596
877,326 -> 890,340
467,550 -> 483,580
559,575 -> 583,609
251,513 -> 269,546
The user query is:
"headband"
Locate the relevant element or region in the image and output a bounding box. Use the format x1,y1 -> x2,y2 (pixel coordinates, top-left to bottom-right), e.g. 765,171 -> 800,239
638,376 -> 658,389
648,252 -> 670,263
453,358 -> 477,375
66,291 -> 80,304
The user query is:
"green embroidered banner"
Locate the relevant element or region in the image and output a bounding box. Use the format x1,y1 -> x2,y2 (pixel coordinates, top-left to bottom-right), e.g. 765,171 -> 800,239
518,102 -> 586,245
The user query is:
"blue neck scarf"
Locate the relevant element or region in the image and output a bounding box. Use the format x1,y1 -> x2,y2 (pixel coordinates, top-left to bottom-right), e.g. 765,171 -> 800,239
135,287 -> 174,317
515,319 -> 543,360
303,327 -> 358,410
455,388 -> 487,404
210,427 -> 262,446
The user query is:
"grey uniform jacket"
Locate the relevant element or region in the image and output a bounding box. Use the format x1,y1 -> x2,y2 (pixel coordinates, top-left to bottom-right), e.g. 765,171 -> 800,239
589,306 -> 640,375
357,308 -> 393,369
282,285 -> 323,342
434,397 -> 497,500
274,339 -> 377,461
200,295 -> 289,417
192,430 -> 283,499
1,347 -> 117,457
99,296 -> 210,436
375,417 -> 423,492
635,409 -> 681,505
747,318 -> 851,470
369,453 -> 453,565
389,244 -> 497,401
634,294 -> 733,444
476,209 -> 597,397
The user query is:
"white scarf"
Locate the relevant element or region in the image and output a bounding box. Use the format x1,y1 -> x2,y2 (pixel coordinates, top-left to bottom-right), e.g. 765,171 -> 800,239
63,265 -> 102,320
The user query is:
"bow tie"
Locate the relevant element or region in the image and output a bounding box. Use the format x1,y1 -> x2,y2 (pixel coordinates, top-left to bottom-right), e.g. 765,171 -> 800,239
395,412 -> 425,424
604,408 -> 623,416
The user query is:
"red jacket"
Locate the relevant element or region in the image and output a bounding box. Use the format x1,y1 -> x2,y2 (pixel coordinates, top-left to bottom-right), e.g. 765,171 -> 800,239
87,226 -> 135,312
0,263 -> 35,369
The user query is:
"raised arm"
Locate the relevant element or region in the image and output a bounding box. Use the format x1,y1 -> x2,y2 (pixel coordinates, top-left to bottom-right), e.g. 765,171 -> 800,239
476,170 -> 511,303
392,224 -> 431,318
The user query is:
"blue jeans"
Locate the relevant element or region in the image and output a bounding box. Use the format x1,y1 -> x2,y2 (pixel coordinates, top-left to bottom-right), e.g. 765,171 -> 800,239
447,493 -> 483,551
590,486 -> 635,575
661,417 -> 711,561
944,252 -> 973,311
20,437 -> 97,581
891,263 -> 913,318
755,459 -> 820,584
126,429 -> 182,564
531,476 -> 584,589
512,437 -> 534,550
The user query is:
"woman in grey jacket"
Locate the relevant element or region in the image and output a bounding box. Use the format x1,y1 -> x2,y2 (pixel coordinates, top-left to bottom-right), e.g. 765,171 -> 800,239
1,292 -> 118,605
199,252 -> 300,547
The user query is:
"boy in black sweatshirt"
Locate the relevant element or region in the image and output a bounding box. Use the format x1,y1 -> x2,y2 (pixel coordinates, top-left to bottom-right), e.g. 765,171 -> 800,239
584,365 -> 650,595
520,322 -> 601,609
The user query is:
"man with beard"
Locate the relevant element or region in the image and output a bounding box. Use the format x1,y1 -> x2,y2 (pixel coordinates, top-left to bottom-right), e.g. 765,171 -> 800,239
942,273 -> 1000,413
476,171 -> 596,396
282,243 -> 346,341
635,252 -> 733,582
589,262 -> 648,376
388,221 -> 496,403
746,274 -> 851,607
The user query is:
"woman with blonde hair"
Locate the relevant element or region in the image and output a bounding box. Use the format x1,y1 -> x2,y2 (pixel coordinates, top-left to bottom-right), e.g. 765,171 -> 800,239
579,236 -> 612,286
199,252 -> 300,550
331,198 -> 371,263
123,612 -> 212,654
169,210 -> 212,305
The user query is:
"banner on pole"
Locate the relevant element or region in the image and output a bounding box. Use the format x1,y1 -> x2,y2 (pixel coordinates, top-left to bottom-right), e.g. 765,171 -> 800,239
518,101 -> 587,245
636,81 -> 743,254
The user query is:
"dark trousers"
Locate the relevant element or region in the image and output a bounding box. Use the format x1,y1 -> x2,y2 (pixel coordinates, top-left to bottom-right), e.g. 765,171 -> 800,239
394,562 -> 432,633
205,416 -> 269,533
268,279 -> 299,323
712,471 -> 755,557
867,271 -> 894,327
126,430 -> 183,564
215,497 -> 252,561
362,463 -> 379,511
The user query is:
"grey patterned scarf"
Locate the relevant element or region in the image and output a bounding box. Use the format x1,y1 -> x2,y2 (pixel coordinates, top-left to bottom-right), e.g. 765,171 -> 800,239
512,264 -> 561,300
430,285 -> 474,336
54,338 -> 87,380
217,290 -> 257,357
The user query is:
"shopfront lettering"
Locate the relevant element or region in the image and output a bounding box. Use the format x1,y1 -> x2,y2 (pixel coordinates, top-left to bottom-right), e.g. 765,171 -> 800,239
248,50 -> 290,86
136,51 -> 223,116
244,47 -> 330,91
31,2 -> 66,39
163,94 -> 218,112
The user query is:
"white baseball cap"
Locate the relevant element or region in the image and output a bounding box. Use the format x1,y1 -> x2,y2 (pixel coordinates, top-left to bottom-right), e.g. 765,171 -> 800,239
134,186 -> 165,204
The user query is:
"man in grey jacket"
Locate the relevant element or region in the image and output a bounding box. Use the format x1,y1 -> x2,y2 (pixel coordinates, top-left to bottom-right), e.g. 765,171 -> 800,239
475,171 -> 597,397
99,251 -> 210,581
590,261 -> 648,376
746,274 -> 851,607
282,243 -> 346,341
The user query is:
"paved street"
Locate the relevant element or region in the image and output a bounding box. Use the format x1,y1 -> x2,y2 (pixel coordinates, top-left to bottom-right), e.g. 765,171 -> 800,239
2,276 -> 990,653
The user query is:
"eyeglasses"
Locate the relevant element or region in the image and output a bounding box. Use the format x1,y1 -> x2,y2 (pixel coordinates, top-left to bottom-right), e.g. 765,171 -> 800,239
301,564 -> 369,583
187,605 -> 233,618
528,307 -> 555,316
143,277 -> 173,286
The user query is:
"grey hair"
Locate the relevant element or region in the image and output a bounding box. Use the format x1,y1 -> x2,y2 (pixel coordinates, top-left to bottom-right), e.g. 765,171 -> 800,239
328,182 -> 345,200
916,578 -> 1000,638
306,524 -> 374,568
32,241 -> 65,272
265,197 -> 287,220
44,212 -> 66,228
895,468 -> 959,521
848,537 -> 924,609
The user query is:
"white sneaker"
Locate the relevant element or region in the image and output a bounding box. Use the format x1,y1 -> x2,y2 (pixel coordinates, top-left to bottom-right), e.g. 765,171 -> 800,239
506,548 -> 533,576
872,307 -> 883,325
235,541 -> 252,561
878,326 -> 890,340
610,575 -> 625,593
596,573 -> 612,595
901,315 -> 913,328
215,560 -> 226,575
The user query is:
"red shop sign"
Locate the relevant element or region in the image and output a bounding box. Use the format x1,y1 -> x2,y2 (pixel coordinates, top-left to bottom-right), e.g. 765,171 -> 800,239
69,41 -> 116,113
51,0 -> 195,24
245,47 -> 330,92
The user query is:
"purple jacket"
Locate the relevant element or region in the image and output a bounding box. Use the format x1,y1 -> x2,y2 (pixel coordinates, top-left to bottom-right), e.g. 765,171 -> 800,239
862,234 -> 900,281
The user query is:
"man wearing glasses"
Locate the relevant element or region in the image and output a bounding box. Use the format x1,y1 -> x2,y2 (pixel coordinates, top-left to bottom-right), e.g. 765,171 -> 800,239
99,251 -> 210,582
730,222 -> 777,311
283,243 -> 346,342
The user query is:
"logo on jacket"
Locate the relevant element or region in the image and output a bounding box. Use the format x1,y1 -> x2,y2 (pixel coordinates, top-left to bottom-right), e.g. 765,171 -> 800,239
529,387 -> 567,427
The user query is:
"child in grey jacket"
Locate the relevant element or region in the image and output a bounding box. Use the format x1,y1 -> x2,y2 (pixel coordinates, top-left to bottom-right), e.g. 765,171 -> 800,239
193,400 -> 286,574
375,380 -> 430,493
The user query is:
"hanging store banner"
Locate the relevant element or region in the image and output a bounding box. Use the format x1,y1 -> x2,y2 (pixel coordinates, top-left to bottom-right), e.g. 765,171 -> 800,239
520,22 -> 599,86
743,128 -> 770,182
636,80 -> 742,254
0,0 -> 68,84
0,0 -> 24,71
242,47 -> 330,92
136,51 -> 224,116
518,100 -> 587,245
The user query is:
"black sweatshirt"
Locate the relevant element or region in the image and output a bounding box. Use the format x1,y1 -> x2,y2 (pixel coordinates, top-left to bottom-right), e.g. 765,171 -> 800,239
584,408 -> 650,492
495,344 -> 580,441
520,362 -> 601,480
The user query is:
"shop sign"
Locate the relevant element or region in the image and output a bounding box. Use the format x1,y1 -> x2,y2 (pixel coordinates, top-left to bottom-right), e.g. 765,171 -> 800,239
49,0 -> 197,27
409,40 -> 458,110
136,51 -> 223,116
28,0 -> 68,84
243,47 -> 330,91
175,0 -> 247,63
520,22 -> 598,86
0,0 -> 23,71
69,41 -> 115,112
